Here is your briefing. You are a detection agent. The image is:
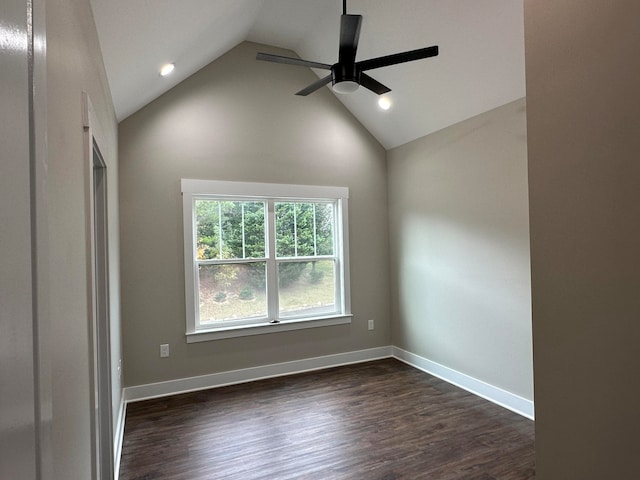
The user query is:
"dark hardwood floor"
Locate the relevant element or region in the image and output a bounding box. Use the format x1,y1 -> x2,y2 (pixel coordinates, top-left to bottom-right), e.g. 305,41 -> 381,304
119,359 -> 534,480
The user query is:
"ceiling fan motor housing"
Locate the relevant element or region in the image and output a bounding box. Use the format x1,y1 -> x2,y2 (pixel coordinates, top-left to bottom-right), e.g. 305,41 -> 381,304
332,63 -> 360,93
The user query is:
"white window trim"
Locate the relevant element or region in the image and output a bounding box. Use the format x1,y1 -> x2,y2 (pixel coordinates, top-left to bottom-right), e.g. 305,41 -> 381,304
182,179 -> 352,342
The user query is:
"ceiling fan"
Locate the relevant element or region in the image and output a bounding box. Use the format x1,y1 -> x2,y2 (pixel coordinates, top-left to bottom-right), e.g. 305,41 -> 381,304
256,0 -> 439,96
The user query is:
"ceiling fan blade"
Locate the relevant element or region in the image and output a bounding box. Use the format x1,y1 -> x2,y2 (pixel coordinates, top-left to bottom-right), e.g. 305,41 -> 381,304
358,45 -> 439,71
256,52 -> 332,70
360,73 -> 391,95
339,14 -> 362,64
295,74 -> 333,96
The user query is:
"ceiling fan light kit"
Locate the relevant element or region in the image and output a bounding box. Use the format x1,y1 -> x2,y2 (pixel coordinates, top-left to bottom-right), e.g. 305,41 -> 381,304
256,0 -> 439,97
333,80 -> 359,94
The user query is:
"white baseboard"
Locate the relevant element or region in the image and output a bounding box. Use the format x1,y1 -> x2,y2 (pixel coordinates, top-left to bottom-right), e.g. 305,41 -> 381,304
122,345 -> 533,423
124,346 -> 393,403
392,346 -> 535,420
115,350 -> 532,478
113,390 -> 126,480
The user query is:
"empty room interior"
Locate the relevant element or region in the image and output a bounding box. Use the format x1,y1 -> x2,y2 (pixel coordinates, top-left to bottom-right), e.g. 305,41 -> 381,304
3,1 -> 640,479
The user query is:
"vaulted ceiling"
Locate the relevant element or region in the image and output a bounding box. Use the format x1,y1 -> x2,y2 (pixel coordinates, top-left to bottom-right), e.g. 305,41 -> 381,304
90,0 -> 525,149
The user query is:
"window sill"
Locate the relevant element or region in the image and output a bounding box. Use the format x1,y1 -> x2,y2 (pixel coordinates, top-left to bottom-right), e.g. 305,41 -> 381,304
186,314 -> 353,343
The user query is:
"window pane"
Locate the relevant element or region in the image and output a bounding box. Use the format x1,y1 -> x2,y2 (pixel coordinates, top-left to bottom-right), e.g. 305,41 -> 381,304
198,262 -> 267,324
315,203 -> 334,256
243,202 -> 265,258
276,201 -> 335,258
195,199 -> 221,260
220,201 -> 243,259
196,200 -> 265,260
275,202 -> 295,257
295,203 -> 315,256
278,260 -> 337,318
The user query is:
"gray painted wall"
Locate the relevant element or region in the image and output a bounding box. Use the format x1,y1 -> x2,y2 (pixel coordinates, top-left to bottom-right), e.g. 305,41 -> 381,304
525,1 -> 640,478
387,99 -> 533,400
46,0 -> 120,477
118,41 -> 390,387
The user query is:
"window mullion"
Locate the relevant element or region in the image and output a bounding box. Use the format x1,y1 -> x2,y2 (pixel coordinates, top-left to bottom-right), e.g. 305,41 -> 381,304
293,203 -> 298,257
198,257 -> 267,265
313,203 -> 317,256
241,202 -> 246,259
266,200 -> 278,321
217,202 -> 222,259
274,254 -> 335,262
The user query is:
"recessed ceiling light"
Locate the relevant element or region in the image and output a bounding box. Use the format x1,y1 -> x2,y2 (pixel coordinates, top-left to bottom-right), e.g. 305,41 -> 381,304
160,63 -> 175,77
378,96 -> 391,110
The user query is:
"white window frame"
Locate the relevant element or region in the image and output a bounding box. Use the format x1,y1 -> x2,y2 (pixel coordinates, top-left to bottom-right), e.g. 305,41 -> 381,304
182,179 -> 352,342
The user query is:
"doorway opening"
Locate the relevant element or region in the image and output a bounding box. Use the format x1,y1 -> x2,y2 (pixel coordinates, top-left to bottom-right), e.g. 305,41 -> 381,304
91,138 -> 114,480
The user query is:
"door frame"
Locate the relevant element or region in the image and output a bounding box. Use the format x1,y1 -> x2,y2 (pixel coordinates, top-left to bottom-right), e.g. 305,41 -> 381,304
83,93 -> 114,480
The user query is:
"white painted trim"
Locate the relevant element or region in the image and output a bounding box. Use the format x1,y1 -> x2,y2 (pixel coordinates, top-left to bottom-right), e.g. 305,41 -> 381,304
338,197 -> 351,315
182,190 -> 197,334
392,347 -> 535,420
124,347 -> 392,403
181,179 -> 352,339
181,178 -> 349,200
121,345 -> 533,434
83,92 -> 115,480
113,391 -> 126,480
186,314 -> 352,342
82,92 -> 110,161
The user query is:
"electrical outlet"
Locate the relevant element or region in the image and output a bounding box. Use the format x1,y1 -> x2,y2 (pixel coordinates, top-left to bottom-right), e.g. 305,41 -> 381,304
368,319 -> 374,330
160,344 -> 170,358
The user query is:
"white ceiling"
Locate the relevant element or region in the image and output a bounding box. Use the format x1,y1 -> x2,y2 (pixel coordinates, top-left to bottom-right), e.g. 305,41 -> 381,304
90,0 -> 525,149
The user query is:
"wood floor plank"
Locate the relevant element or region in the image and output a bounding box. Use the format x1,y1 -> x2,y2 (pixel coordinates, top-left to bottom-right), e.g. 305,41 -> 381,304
119,359 -> 534,479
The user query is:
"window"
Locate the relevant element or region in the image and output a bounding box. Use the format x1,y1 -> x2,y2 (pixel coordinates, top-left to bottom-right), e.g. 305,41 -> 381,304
182,179 -> 351,342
